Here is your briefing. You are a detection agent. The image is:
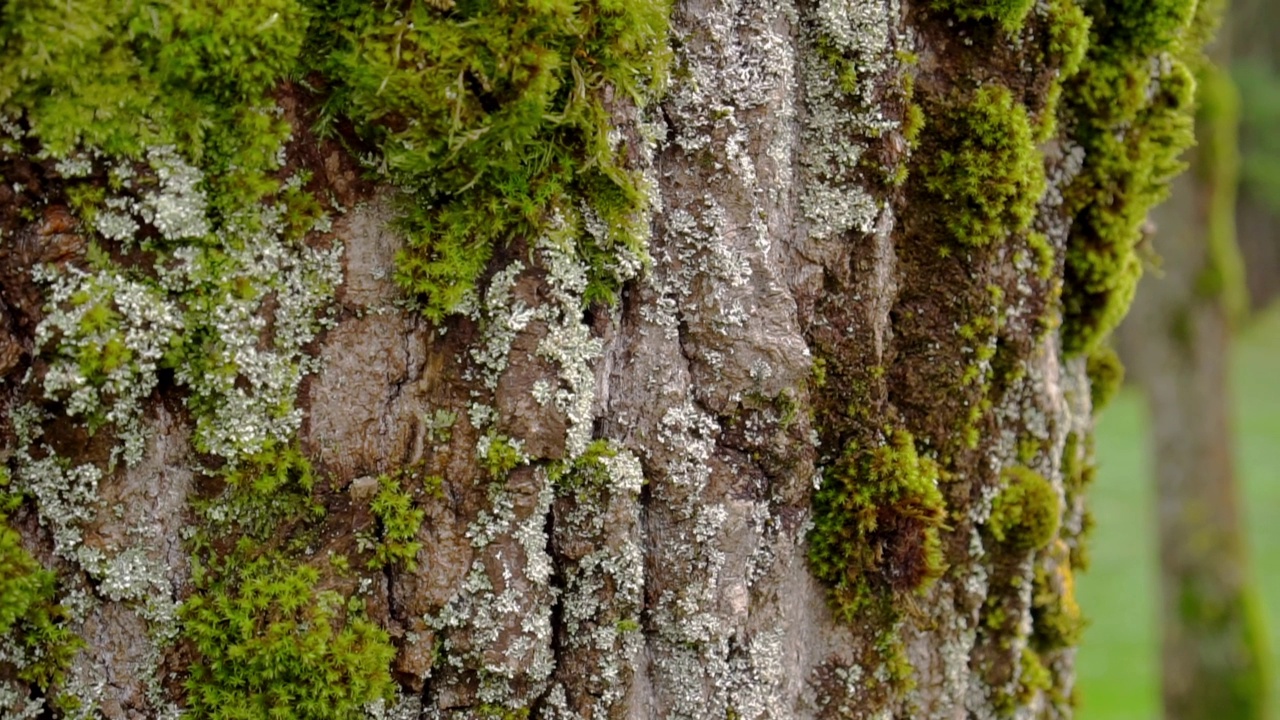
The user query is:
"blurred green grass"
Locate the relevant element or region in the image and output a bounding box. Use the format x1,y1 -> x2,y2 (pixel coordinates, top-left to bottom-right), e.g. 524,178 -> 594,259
1076,307 -> 1280,719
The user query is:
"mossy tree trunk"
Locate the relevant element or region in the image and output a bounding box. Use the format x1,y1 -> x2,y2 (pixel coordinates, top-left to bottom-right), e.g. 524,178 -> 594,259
1117,10 -> 1271,719
0,0 -> 1211,718
1231,0 -> 1280,310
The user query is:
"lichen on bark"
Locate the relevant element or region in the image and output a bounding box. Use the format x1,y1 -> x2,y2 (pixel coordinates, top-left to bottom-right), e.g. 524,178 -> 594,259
0,0 -> 1219,716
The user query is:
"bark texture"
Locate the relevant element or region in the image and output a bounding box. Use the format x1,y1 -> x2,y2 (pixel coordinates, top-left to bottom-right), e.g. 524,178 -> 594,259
0,0 -> 1208,718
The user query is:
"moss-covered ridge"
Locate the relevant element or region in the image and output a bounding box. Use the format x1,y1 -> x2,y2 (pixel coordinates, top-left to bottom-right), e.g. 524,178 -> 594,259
1059,0 -> 1202,354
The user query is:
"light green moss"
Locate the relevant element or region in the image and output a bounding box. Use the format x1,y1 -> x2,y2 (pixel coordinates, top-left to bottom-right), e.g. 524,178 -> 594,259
1030,542 -> 1083,651
1085,343 -> 1124,411
1059,0 -> 1202,354
182,552 -> 396,720
366,476 -> 426,570
0,480 -> 81,700
808,428 -> 947,622
988,465 -> 1060,551
917,85 -> 1046,248
306,0 -> 670,320
932,0 -> 1036,33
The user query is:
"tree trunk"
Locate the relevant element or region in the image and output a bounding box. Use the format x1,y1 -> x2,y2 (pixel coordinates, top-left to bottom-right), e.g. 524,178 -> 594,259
1117,15 -> 1271,718
1231,0 -> 1280,311
0,1 -> 1210,718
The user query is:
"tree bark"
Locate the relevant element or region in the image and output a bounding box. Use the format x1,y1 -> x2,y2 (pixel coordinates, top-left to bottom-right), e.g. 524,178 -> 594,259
0,1 -> 1210,718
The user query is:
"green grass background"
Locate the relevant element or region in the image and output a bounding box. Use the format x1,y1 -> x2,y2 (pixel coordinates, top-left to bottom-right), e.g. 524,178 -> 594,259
1076,307 -> 1280,718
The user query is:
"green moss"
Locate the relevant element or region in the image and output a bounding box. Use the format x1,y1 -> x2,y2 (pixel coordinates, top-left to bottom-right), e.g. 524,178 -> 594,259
363,476 -> 426,570
1193,62 -> 1247,320
1030,543 -> 1084,651
0,484 -> 81,695
1059,0 -> 1202,354
988,466 -> 1060,551
478,705 -> 531,720
1085,343 -> 1124,411
917,85 -> 1046,248
1045,0 -> 1090,80
932,0 -> 1036,33
1017,647 -> 1053,702
808,428 -> 947,622
182,551 -> 396,720
549,438 -> 614,491
481,432 -> 527,477
306,0 -> 670,320
0,0 -> 307,213
202,444 -> 325,542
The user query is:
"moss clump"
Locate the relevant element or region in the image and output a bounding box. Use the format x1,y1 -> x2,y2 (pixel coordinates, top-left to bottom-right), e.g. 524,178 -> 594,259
182,551 -> 396,720
1059,0 -> 1202,354
917,85 -> 1046,248
932,0 -> 1035,33
0,0 -> 308,214
1031,542 -> 1084,650
809,429 -> 947,621
988,466 -> 1060,551
1085,343 -> 1124,411
366,475 -> 425,570
307,0 -> 670,320
0,484 -> 81,696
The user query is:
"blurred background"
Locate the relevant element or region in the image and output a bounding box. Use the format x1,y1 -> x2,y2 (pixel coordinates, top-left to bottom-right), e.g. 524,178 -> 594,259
1075,0 -> 1280,717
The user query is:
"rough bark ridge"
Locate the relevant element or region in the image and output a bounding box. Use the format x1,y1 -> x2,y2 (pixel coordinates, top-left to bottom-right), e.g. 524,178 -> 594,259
0,0 -> 1204,718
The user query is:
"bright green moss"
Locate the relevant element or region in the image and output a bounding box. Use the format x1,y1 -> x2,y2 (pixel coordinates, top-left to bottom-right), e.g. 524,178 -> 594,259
988,465 -> 1059,551
481,432 -> 527,477
1085,343 -> 1124,411
204,444 -> 325,541
917,85 -> 1046,248
366,475 -> 425,570
808,429 -> 947,622
306,0 -> 670,320
1046,0 -> 1090,80
182,552 -> 396,720
1033,0 -> 1091,142
932,0 -> 1035,33
0,485 -> 81,695
0,523 -> 45,638
1059,0 -> 1201,354
0,0 -> 307,213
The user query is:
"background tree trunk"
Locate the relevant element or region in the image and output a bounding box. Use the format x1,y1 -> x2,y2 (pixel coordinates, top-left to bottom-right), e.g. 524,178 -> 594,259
0,0 -> 1210,718
1116,9 -> 1271,719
